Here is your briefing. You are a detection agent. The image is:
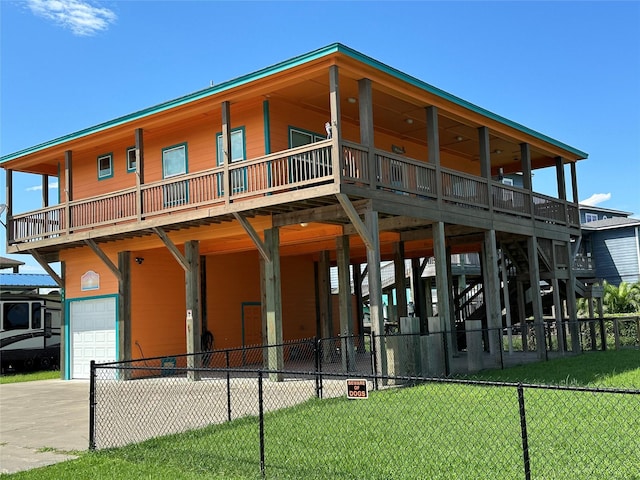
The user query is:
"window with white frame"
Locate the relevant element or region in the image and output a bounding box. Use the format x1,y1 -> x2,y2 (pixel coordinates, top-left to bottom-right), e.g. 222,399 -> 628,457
288,127 -> 330,182
289,128 -> 325,148
162,143 -> 188,207
585,212 -> 598,223
217,128 -> 246,194
216,129 -> 245,165
97,153 -> 113,180
126,147 -> 137,173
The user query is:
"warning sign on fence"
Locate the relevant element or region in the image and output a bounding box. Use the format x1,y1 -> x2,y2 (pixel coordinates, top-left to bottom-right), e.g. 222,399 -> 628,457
346,379 -> 368,399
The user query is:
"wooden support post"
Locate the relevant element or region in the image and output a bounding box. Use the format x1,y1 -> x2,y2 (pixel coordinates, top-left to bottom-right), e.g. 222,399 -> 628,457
329,65 -> 342,181
185,241 -> 202,381
517,280 -> 528,352
483,230 -> 503,365
41,174 -> 49,207
425,276 -> 434,318
352,262 -> 364,341
337,236 -> 355,371
527,236 -> 547,361
520,143 -> 532,217
135,128 -> 144,220
118,251 -> 132,364
261,228 -> 284,381
564,241 -> 580,353
393,242 -> 408,319
318,250 -> 332,343
588,294 -> 596,350
411,257 -> 425,323
479,126 -> 494,214
221,101 -> 231,205
64,150 -> 72,235
358,78 -> 376,189
597,296 -> 606,350
570,161 -> 579,205
446,247 -> 458,354
365,210 -> 387,377
433,222 -> 453,369
500,249 -> 513,355
426,106 -> 442,207
552,277 -> 566,354
556,157 -> 569,225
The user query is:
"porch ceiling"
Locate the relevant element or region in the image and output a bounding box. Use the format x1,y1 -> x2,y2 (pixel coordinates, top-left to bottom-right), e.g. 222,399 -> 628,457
265,69 -> 567,172
3,49 -> 581,176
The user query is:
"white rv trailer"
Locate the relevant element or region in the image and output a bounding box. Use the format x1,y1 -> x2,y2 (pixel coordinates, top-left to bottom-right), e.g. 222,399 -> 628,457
0,293 -> 61,372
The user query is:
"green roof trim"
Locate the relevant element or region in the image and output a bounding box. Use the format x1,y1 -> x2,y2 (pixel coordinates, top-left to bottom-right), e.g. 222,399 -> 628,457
0,43 -> 587,163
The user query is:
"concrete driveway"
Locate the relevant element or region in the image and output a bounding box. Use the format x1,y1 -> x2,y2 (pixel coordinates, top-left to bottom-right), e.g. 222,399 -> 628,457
0,379 -> 89,474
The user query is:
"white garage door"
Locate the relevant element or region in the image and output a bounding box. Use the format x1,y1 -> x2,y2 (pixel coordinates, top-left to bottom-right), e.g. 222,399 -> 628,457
70,297 -> 117,379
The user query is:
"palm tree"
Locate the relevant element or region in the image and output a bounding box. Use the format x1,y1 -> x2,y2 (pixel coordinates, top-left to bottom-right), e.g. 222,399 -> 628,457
602,281 -> 640,314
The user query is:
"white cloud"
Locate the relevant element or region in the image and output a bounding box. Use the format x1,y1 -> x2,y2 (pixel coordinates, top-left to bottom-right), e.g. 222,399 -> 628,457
580,193 -> 611,206
25,181 -> 59,192
26,0 -> 116,36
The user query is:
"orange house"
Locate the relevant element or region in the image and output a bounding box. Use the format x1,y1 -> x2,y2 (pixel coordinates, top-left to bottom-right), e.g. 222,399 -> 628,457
1,44 -> 588,379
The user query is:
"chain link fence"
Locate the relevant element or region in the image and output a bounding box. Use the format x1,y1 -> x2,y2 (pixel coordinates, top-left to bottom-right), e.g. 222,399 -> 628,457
90,342 -> 639,479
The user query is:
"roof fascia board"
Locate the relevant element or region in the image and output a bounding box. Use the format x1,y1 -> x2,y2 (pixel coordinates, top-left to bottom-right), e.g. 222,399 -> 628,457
578,204 -> 633,216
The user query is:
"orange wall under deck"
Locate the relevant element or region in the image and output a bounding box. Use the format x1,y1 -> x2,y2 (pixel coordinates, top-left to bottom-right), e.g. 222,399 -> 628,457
204,251 -> 318,350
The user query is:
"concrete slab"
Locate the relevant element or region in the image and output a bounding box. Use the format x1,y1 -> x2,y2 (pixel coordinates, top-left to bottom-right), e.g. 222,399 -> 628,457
0,379 -> 89,474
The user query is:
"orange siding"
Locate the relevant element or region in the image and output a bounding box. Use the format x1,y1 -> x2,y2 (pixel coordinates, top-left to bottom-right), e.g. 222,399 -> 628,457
281,255 -> 317,340
63,99 -> 270,202
205,251 -> 319,350
60,246 -> 119,298
205,251 -> 262,349
130,247 -> 186,359
268,99 -> 329,152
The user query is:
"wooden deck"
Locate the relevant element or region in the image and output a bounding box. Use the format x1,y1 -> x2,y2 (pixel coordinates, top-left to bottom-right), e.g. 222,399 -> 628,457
7,140 -> 580,253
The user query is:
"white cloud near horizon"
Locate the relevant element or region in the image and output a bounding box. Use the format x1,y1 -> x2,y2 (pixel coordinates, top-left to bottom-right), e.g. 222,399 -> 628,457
26,0 -> 116,36
25,181 -> 59,192
580,193 -> 611,206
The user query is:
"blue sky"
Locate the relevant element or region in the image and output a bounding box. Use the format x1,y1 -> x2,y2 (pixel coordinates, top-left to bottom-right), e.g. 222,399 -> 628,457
1,0 -> 639,273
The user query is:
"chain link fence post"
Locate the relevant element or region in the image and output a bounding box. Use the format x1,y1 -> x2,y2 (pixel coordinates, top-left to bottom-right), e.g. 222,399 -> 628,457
517,383 -> 531,480
258,370 -> 265,479
89,360 -> 96,451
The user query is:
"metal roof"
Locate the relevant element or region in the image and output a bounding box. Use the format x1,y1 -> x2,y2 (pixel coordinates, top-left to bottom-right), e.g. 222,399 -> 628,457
0,43 -> 588,164
0,273 -> 58,289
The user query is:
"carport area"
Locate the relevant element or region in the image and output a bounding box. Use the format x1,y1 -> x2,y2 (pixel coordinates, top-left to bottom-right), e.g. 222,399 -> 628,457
0,379 -> 89,474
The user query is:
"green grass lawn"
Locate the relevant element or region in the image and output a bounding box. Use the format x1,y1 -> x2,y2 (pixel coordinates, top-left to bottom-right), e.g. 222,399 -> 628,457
0,370 -> 60,384
4,350 -> 639,479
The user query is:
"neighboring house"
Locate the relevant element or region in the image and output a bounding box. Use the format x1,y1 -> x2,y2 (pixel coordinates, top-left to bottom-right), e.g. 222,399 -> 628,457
0,256 -> 25,273
577,205 -> 640,285
0,44 -> 588,379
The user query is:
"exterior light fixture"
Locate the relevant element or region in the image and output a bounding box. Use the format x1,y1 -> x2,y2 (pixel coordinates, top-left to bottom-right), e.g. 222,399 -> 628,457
405,118 -> 414,124
347,97 -> 357,104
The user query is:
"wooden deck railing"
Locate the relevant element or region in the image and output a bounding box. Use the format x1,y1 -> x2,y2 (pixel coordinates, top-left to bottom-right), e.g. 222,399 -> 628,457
7,140 -> 580,245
